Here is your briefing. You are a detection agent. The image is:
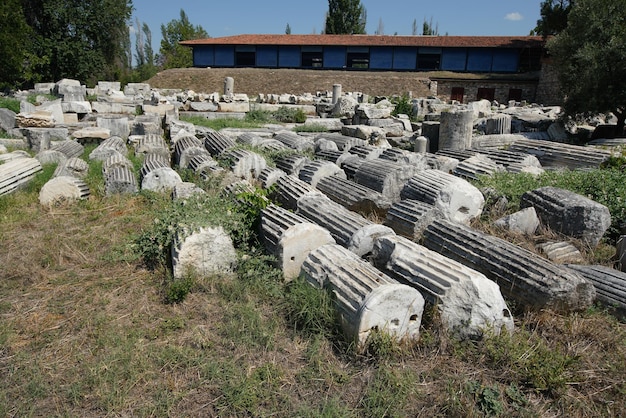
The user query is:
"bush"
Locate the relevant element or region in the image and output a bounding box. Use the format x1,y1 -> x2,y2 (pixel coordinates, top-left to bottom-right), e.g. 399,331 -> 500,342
0,96 -> 20,113
391,95 -> 414,119
272,106 -> 307,123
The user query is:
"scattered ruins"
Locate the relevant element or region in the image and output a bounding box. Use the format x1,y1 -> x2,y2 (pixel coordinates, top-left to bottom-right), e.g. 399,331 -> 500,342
1,75 -> 625,348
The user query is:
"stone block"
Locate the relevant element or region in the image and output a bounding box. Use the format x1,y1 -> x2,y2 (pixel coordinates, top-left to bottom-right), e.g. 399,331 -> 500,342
0,157 -> 42,195
302,243 -> 424,350
171,226 -> 237,279
520,186 -> 611,247
0,108 -> 16,132
372,235 -> 514,339
494,207 -> 540,235
39,176 -> 90,207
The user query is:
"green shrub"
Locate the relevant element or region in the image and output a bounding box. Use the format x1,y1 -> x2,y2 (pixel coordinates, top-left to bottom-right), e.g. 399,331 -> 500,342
391,95 -> 414,119
272,106 -> 307,123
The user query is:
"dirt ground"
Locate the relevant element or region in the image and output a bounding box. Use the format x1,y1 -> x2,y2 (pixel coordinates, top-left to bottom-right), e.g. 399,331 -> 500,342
146,67 -> 436,97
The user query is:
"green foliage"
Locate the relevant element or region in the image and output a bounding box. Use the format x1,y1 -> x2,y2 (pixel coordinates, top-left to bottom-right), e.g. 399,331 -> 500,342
164,274 -> 195,304
482,330 -> 577,395
358,368 -> 417,417
533,0 -> 573,37
180,115 -> 265,130
548,0 -> 626,132
465,380 -> 504,416
475,168 -> 626,241
244,108 -> 273,123
159,9 -> 208,69
272,106 -> 307,123
325,0 -> 367,34
0,96 -> 20,113
283,277 -> 337,338
0,0 -> 31,89
134,193 -> 248,270
22,0 -> 133,85
391,95 -> 414,119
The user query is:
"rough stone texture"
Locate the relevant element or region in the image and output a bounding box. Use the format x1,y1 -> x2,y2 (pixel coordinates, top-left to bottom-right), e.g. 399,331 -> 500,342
96,116 -> 130,140
275,154 -> 310,176
258,167 -> 286,189
372,235 -> 514,339
508,138 -> 612,169
221,149 -> 267,181
315,133 -> 367,152
537,241 -> 584,264
103,152 -> 134,177
485,113 -> 512,135
316,175 -> 392,217
401,169 -> 484,224
72,127 -> 112,142
51,140 -> 84,159
0,157 -> 43,196
274,131 -> 314,152
520,186 -> 611,247
452,154 -> 504,181
173,135 -> 209,168
105,166 -> 138,196
36,149 -> 67,166
348,144 -> 384,160
301,244 -> 424,350
298,160 -> 346,188
53,157 -> 89,179
261,204 -> 335,280
188,154 -> 221,178
39,176 -> 90,206
273,174 -> 325,211
384,199 -> 438,240
0,150 -> 30,163
494,207 -> 540,235
566,264 -> 626,319
203,131 -> 236,156
141,167 -> 183,192
331,95 -> 358,118
135,134 -> 170,159
171,226 -> 237,279
353,159 -> 417,202
172,182 -> 206,200
16,110 -> 55,128
422,219 -> 596,312
89,136 -> 128,161
439,109 -> 474,150
297,194 -> 395,257
0,108 -> 16,132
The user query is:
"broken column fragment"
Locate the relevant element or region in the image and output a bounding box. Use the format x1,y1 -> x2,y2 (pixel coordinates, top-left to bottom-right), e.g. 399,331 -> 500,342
372,234 -> 514,339
439,108 -> 474,150
298,160 -> 346,188
275,154 -> 310,176
220,149 -> 267,182
316,175 -> 392,217
0,157 -> 43,196
203,131 -> 236,157
353,159 -> 416,202
301,243 -> 424,350
508,138 -> 612,169
261,204 -> 335,281
51,140 -> 84,159
39,176 -> 90,206
400,169 -> 484,224
274,131 -> 314,152
171,226 -> 237,279
520,186 -> 611,247
384,199 -> 439,240
273,174 -> 325,211
88,136 -> 128,161
53,157 -> 89,179
566,264 -> 626,319
296,194 -> 394,257
421,218 -> 596,312
173,135 -> 210,168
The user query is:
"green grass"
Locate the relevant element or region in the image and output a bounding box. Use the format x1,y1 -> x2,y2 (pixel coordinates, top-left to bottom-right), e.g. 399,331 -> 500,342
0,96 -> 21,113
2,157 -> 626,416
474,168 -> 626,241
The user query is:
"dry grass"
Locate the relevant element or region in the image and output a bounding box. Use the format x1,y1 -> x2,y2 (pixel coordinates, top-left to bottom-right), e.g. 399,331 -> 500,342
1,174 -> 625,416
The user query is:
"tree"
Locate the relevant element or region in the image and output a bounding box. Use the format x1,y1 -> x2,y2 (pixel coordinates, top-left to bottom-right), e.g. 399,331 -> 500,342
0,0 -> 32,88
285,23 -> 292,34
422,17 -> 439,36
412,18 -> 418,36
375,18 -> 384,35
21,0 -> 132,85
158,9 -> 208,69
325,0 -> 366,34
548,0 -> 626,134
533,0 -> 573,37
134,19 -> 157,80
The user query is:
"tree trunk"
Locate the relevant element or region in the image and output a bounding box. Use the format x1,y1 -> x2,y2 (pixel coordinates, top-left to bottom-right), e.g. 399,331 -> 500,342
615,108 -> 625,137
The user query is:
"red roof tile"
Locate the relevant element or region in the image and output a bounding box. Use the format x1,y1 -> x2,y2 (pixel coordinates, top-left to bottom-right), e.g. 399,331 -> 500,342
180,34 -> 545,48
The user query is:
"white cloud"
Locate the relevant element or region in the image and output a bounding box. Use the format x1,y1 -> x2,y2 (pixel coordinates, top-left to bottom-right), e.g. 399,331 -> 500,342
505,12 -> 523,21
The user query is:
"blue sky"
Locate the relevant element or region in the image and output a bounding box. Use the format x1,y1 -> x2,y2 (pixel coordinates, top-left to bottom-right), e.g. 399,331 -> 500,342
131,0 -> 544,53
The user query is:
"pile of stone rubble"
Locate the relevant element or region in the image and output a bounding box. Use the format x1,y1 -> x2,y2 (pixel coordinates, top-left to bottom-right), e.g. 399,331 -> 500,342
1,77 -> 625,351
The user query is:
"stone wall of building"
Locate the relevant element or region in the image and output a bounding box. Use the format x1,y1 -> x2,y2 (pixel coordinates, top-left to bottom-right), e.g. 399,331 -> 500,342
434,79 -> 539,105
534,58 -> 563,106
